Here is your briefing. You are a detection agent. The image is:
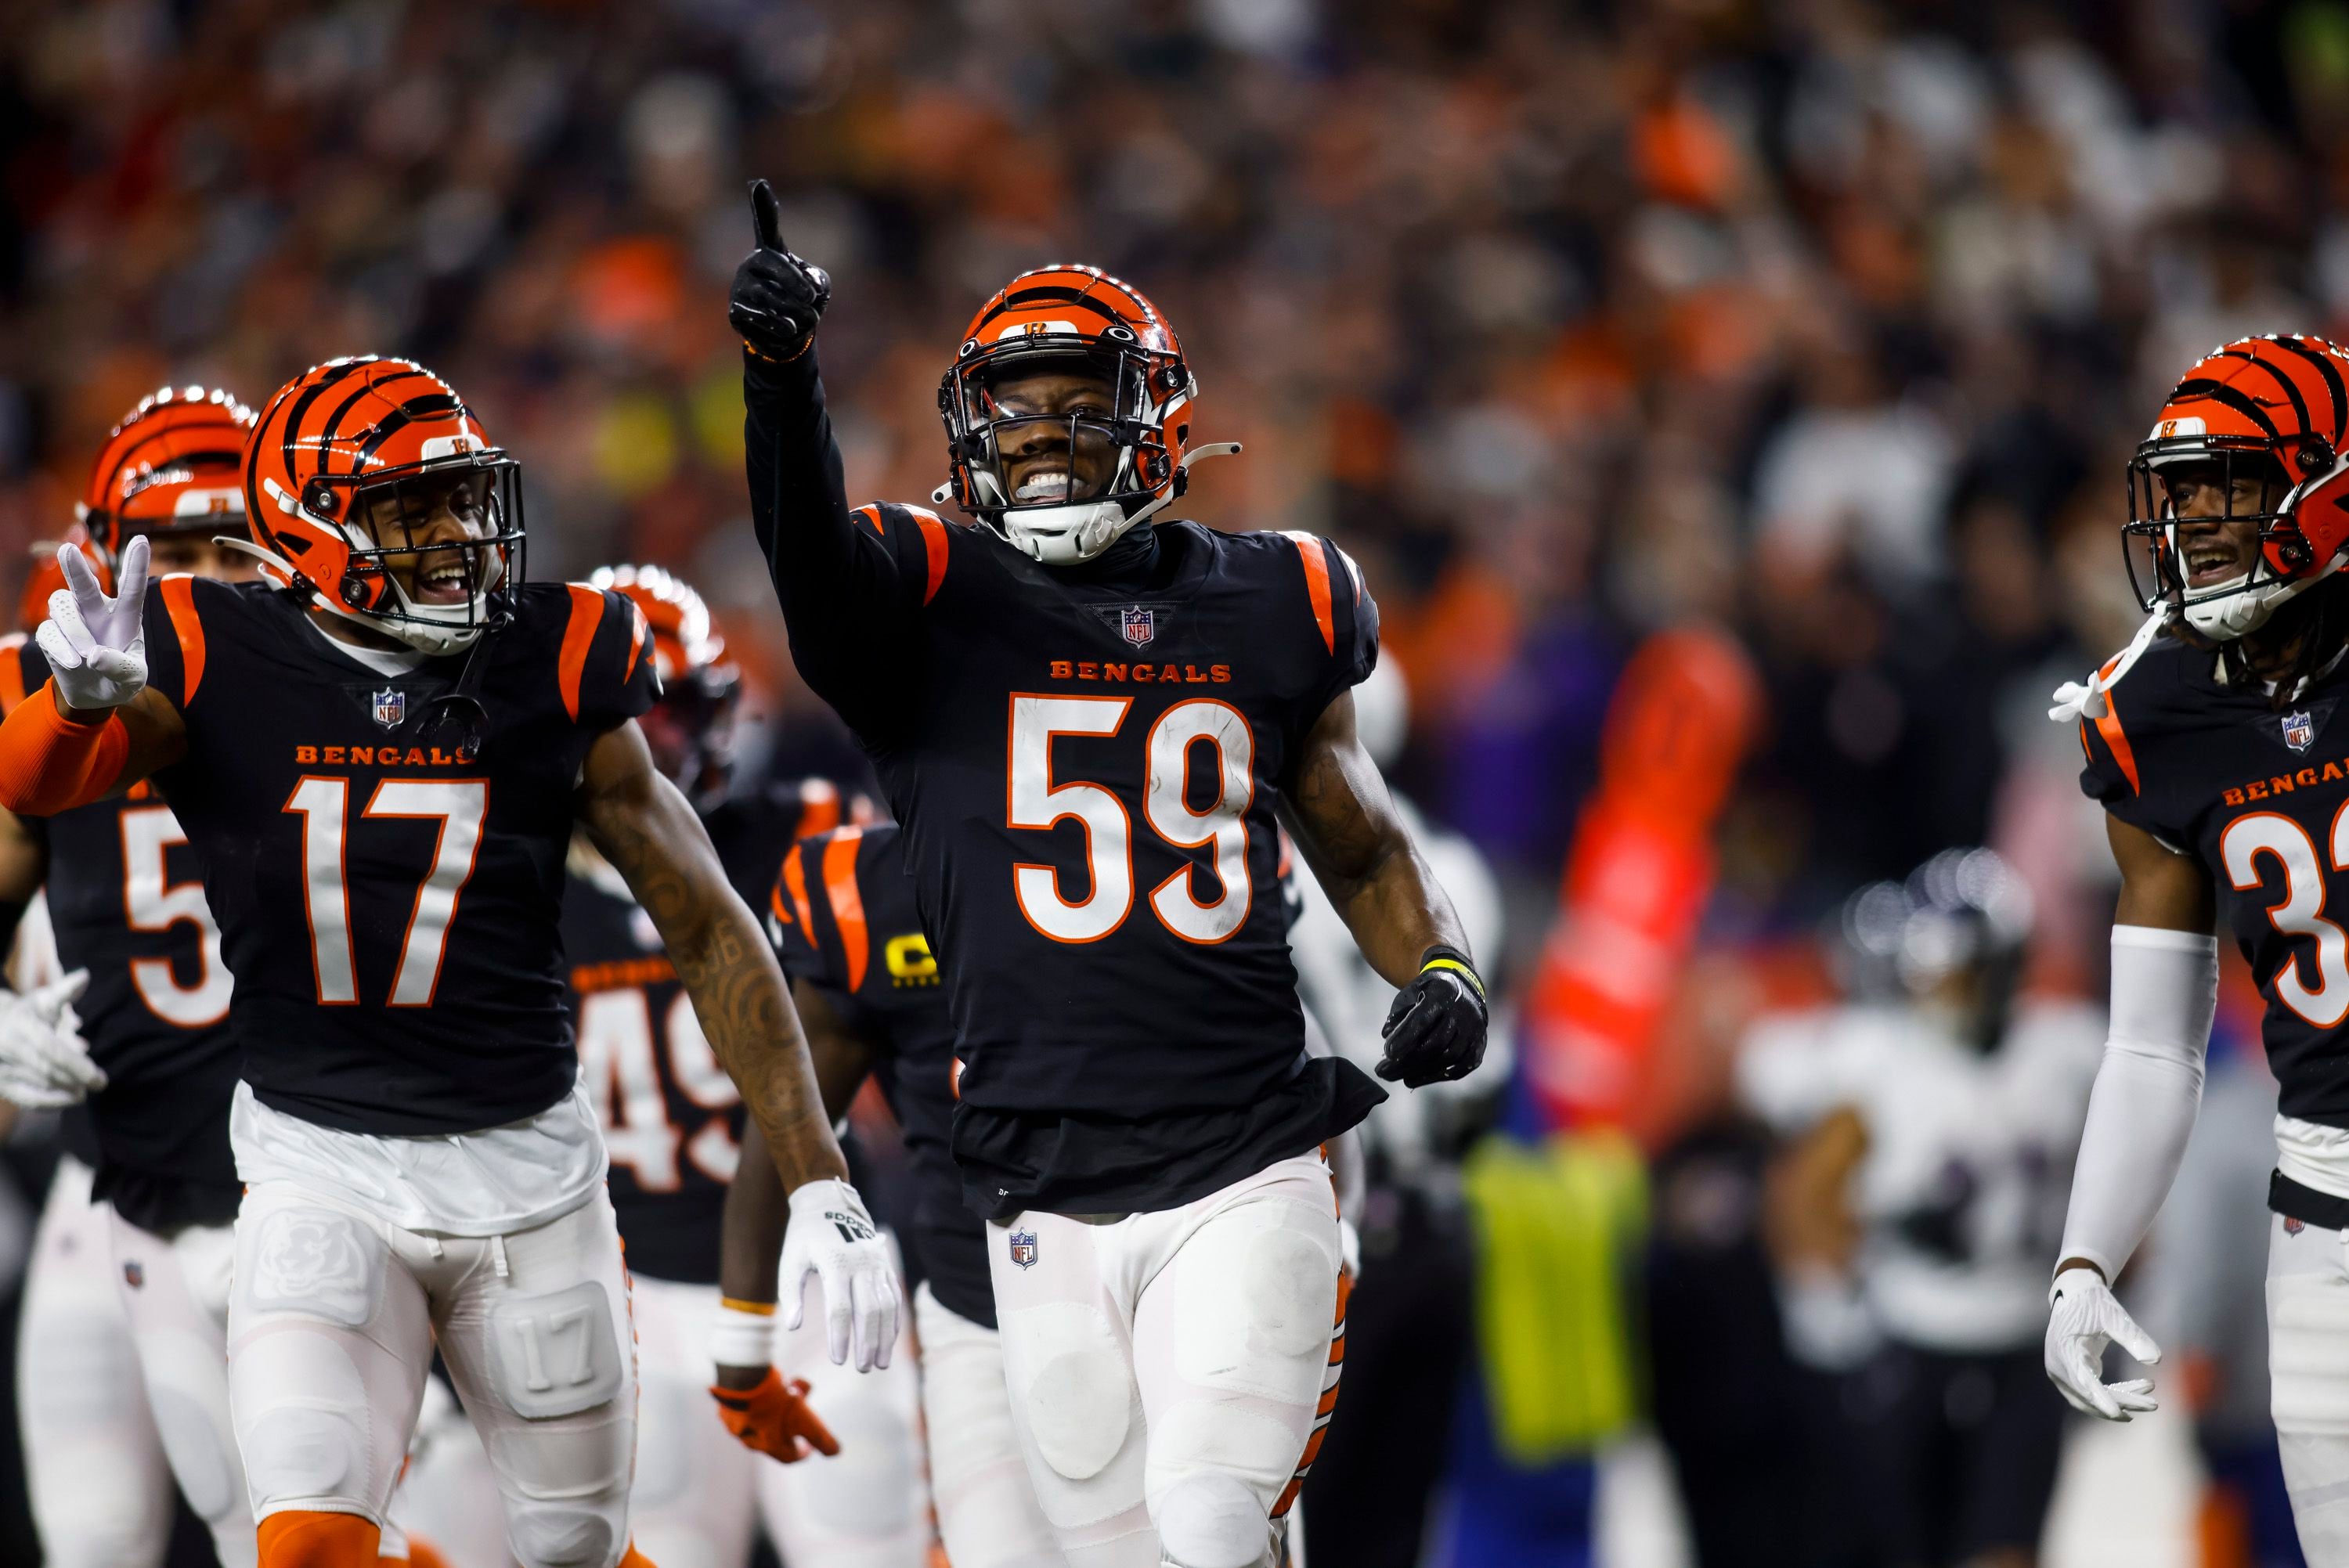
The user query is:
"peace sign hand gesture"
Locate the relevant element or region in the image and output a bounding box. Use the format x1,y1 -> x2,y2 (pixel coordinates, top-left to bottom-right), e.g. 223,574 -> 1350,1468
37,534 -> 149,713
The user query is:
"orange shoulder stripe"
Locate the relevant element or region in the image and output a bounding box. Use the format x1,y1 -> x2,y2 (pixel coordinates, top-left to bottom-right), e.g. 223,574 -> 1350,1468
622,602 -> 650,686
161,575 -> 205,704
780,844 -> 817,946
911,509 -> 950,604
1286,532 -> 1336,654
557,583 -> 605,721
854,504 -> 886,538
820,827 -> 870,991
0,634 -> 26,717
2091,657 -> 2141,795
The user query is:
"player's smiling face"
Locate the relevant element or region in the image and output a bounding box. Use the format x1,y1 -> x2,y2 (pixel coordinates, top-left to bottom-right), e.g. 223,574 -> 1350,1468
355,470 -> 493,606
2161,458 -> 2283,589
983,362 -> 1119,505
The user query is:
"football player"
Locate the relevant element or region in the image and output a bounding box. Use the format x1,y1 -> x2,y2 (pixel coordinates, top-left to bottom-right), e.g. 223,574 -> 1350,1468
731,183 -> 1485,1568
2040,333 -> 2349,1560
0,356 -> 899,1568
563,564 -> 926,1567
0,387 -> 264,1568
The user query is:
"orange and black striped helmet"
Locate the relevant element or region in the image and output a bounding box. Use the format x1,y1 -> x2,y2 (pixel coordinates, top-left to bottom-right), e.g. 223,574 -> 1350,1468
2128,333 -> 2349,640
77,385 -> 254,575
590,563 -> 740,800
934,265 -> 1236,565
244,356 -> 523,655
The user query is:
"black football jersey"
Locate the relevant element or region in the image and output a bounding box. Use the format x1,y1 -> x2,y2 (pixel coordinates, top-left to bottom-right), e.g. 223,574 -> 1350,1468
565,780 -> 833,1285
2,638 -> 240,1233
748,350 -> 1385,1220
128,575 -> 655,1136
2080,634 -> 2349,1157
770,822 -> 993,1326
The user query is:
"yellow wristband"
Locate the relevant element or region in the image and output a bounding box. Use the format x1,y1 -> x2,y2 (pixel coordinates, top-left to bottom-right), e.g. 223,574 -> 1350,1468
720,1296 -> 777,1317
1421,956 -> 1485,1000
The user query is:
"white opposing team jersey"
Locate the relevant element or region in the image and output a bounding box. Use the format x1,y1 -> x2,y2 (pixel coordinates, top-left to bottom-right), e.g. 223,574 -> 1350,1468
1738,999 -> 2103,1354
1286,795 -> 1506,1166
229,1075 -> 608,1238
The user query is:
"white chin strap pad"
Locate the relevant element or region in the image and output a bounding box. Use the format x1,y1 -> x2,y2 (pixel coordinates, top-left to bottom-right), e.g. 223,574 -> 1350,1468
1002,501 -> 1137,566
2183,552 -> 2347,640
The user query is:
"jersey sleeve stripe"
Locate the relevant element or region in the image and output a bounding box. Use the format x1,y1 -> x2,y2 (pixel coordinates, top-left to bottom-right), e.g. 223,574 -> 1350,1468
2091,658 -> 2142,795
0,634 -> 26,716
780,843 -> 818,950
854,504 -> 886,538
161,575 -> 205,704
622,602 -> 651,686
1283,532 -> 1337,654
911,509 -> 950,605
556,583 -> 605,721
820,827 -> 870,991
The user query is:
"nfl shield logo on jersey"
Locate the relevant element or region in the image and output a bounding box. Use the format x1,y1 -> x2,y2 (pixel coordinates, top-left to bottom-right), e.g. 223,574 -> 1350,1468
1009,1229 -> 1038,1269
371,687 -> 406,730
1120,606 -> 1156,647
2286,709 -> 2317,752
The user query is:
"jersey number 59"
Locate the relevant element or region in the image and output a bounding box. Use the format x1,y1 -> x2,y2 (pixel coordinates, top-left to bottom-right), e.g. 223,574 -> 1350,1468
1009,694 -> 1254,945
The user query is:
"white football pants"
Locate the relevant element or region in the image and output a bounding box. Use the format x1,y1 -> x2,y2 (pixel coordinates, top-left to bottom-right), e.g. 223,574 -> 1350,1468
627,1256 -> 929,1568
106,1210 -> 260,1567
913,1281 -> 1064,1568
2269,1211 -> 2349,1564
228,1180 -> 639,1568
17,1155 -> 175,1568
986,1152 -> 1344,1568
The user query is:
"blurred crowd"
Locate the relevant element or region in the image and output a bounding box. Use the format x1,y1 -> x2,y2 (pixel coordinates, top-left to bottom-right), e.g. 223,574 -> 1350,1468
10,0 -> 2336,953
1,0 -> 2343,1560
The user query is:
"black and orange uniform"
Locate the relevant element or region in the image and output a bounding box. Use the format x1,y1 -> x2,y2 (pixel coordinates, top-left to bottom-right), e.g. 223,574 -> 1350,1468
746,351 -> 1384,1220
769,822 -> 993,1324
563,779 -> 835,1284
116,574 -> 654,1134
2080,632 -> 2349,1224
0,635 -> 240,1233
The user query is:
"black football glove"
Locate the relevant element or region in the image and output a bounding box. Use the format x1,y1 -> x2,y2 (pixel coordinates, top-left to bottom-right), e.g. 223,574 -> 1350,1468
730,179 -> 832,362
1377,945 -> 1488,1088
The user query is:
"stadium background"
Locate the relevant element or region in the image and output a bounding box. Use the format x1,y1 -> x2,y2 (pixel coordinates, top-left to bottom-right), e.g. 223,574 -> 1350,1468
0,0 -> 2331,1562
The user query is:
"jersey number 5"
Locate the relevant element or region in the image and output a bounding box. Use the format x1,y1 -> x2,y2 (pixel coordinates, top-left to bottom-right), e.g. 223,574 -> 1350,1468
1009,694 -> 1254,945
120,806 -> 233,1028
2225,808 -> 2349,1027
283,777 -> 489,1007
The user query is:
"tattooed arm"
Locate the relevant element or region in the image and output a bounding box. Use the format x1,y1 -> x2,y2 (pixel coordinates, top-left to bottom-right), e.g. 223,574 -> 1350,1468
1277,689 -> 1469,987
577,719 -> 849,1189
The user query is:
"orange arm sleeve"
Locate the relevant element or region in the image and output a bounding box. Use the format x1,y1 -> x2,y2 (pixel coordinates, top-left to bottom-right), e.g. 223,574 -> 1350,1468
0,682 -> 128,816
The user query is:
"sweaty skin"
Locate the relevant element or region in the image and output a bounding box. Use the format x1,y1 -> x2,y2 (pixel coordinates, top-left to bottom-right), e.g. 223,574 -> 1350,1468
983,366 -> 1119,506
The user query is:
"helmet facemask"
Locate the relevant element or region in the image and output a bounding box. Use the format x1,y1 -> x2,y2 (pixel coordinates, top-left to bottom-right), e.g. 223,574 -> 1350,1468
2126,436 -> 2343,641
939,341 -> 1188,565
268,452 -> 525,655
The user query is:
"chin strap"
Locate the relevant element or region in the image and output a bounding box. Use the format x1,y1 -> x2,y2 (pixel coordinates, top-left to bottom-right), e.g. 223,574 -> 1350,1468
2050,605 -> 2172,723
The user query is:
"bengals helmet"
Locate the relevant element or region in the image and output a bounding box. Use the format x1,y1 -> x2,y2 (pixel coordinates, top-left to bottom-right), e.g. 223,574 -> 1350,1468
76,384 -> 255,579
590,564 -> 739,802
244,357 -> 523,655
2127,333 -> 2349,640
933,265 -> 1238,564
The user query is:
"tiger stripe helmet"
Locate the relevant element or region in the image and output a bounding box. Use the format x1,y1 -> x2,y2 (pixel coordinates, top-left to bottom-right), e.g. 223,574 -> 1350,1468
590,563 -> 740,802
244,356 -> 524,655
2127,333 -> 2349,640
934,265 -> 1237,565
78,385 -> 255,577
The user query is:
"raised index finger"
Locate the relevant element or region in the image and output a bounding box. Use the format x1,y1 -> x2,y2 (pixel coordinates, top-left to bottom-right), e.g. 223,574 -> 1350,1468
749,178 -> 785,254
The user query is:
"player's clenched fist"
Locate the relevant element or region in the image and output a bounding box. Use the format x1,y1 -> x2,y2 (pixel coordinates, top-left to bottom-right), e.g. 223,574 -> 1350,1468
780,1176 -> 899,1372
38,535 -> 148,712
1378,944 -> 1488,1087
730,179 -> 831,362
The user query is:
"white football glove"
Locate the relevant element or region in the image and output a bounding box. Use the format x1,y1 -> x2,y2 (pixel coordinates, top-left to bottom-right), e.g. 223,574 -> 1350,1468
0,970 -> 101,1108
779,1177 -> 899,1372
2044,1265 -> 2161,1420
36,535 -> 149,712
